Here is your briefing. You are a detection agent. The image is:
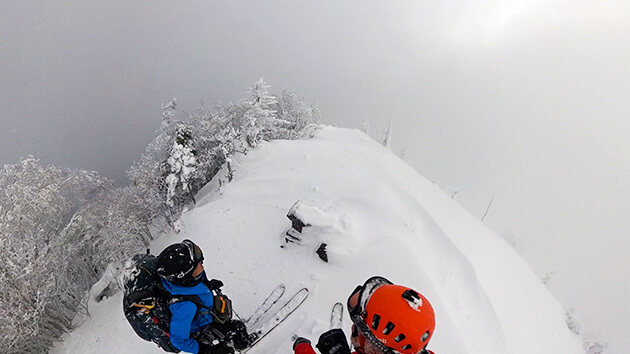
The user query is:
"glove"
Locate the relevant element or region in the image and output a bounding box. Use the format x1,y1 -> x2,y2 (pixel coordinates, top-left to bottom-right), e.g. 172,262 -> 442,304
316,328 -> 351,354
293,336 -> 311,350
198,342 -> 234,354
198,343 -> 213,354
208,279 -> 224,290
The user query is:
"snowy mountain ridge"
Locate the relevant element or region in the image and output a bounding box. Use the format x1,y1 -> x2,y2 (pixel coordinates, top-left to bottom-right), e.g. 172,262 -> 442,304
54,126 -> 583,354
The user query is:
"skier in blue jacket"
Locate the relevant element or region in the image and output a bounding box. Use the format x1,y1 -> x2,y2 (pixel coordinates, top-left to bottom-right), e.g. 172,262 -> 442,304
156,240 -> 252,354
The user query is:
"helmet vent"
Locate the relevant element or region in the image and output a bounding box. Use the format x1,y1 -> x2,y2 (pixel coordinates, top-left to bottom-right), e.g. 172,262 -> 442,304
401,344 -> 412,350
394,333 -> 406,342
402,289 -> 420,301
421,330 -> 430,342
402,289 -> 423,311
383,321 -> 395,335
372,314 -> 381,330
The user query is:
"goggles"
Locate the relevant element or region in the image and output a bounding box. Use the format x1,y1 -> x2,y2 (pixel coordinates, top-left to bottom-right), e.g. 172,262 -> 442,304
352,314 -> 397,353
348,276 -> 398,353
183,239 -> 204,264
347,276 -> 392,317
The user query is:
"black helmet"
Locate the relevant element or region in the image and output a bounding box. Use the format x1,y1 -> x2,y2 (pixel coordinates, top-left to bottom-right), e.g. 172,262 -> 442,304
156,239 -> 205,286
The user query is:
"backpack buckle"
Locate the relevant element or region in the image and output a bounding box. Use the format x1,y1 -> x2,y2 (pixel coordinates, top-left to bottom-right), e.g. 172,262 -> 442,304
132,298 -> 156,313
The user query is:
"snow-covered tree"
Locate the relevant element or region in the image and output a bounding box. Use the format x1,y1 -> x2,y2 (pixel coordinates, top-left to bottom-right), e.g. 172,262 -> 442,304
382,122 -> 393,149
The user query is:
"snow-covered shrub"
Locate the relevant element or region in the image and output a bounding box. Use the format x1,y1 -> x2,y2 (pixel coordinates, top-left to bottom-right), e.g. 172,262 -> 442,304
242,78 -> 321,145
60,186 -> 153,275
0,157 -> 111,353
565,310 -> 609,354
64,187 -> 153,303
0,158 -> 154,353
272,90 -> 321,140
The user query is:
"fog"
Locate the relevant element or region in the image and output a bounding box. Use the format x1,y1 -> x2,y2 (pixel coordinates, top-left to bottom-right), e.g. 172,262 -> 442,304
2,1 -> 629,352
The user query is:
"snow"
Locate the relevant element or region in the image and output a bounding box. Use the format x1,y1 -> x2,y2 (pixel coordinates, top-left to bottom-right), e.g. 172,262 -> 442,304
406,296 -> 423,311
53,126 -> 583,354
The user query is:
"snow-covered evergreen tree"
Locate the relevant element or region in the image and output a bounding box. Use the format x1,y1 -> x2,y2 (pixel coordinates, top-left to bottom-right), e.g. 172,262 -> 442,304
129,99 -> 180,226
165,124 -> 197,207
243,78 -> 277,147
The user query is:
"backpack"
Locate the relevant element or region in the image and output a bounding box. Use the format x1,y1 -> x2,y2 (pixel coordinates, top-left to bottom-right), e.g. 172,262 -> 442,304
123,253 -> 179,352
194,286 -> 233,325
122,252 -> 234,352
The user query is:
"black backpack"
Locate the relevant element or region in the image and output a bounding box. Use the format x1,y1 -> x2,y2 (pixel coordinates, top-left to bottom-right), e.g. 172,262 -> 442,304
122,253 -> 233,353
123,253 -> 180,352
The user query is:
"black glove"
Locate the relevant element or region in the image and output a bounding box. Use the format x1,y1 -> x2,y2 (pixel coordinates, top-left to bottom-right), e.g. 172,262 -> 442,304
198,343 -> 213,354
293,336 -> 311,350
198,342 -> 234,354
316,328 -> 351,354
207,279 -> 224,290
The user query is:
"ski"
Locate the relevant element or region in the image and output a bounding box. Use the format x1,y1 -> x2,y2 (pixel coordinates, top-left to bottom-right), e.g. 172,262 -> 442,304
330,302 -> 343,329
240,287 -> 309,353
245,284 -> 286,328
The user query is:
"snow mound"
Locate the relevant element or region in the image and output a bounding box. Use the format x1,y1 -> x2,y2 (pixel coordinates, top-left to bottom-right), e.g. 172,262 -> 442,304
54,126 -> 582,354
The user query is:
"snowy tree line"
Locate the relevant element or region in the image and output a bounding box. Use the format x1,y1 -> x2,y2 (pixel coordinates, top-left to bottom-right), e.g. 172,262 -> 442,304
0,79 -> 319,353
129,78 -> 320,225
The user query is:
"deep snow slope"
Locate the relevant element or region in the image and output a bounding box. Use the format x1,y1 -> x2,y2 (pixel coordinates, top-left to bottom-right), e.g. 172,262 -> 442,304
54,126 -> 582,354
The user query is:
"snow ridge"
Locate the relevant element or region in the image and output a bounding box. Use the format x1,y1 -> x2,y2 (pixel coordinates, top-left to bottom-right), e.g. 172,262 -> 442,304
54,126 -> 583,354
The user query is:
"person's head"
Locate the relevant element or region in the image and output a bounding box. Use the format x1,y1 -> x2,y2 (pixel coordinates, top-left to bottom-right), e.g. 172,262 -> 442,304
156,239 -> 205,286
347,276 -> 435,354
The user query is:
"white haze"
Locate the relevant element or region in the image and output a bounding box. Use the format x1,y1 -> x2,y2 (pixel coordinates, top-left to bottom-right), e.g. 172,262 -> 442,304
2,1 -> 629,352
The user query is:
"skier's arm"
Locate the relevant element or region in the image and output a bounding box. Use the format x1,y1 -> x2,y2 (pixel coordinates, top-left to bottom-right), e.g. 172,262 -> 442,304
293,337 -> 317,354
169,301 -> 202,353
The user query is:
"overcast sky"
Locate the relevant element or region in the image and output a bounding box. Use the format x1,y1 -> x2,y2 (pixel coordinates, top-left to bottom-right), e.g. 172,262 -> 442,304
2,1 -> 629,351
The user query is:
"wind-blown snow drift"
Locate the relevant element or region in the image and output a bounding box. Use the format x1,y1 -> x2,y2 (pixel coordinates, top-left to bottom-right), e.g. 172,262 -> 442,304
54,126 -> 582,354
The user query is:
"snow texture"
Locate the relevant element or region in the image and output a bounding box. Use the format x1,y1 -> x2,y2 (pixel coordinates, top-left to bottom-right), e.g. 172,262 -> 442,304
406,295 -> 423,312
53,126 -> 583,354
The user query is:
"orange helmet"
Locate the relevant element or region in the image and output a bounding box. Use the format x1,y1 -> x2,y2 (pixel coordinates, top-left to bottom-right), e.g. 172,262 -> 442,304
348,276 -> 435,354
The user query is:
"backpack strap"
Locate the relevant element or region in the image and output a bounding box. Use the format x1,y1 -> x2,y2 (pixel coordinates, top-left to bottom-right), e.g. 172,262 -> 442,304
164,279 -> 218,309
161,280 -> 231,322
169,294 -> 206,309
161,283 -> 209,316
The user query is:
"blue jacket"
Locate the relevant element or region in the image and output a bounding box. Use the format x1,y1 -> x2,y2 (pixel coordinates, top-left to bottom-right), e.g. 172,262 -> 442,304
161,273 -> 214,353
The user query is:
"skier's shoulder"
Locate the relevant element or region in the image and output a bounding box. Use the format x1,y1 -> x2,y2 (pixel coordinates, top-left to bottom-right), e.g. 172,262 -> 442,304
168,298 -> 198,318
161,277 -> 212,296
161,278 -> 213,311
